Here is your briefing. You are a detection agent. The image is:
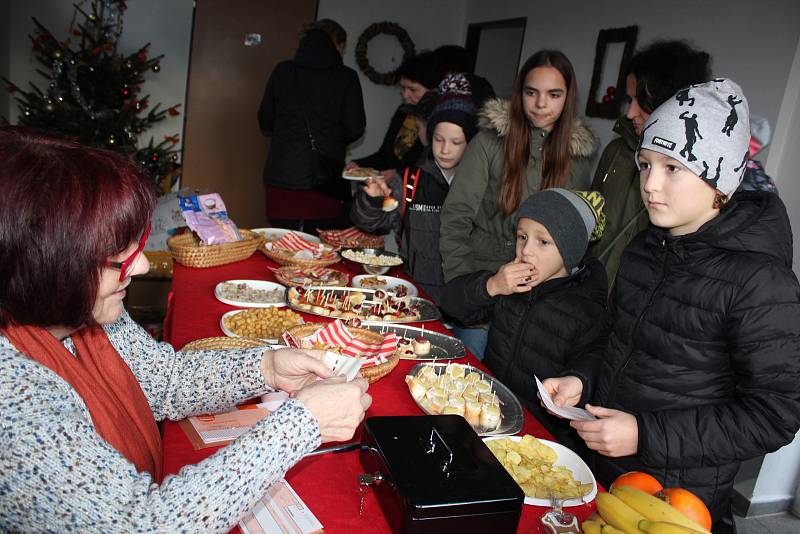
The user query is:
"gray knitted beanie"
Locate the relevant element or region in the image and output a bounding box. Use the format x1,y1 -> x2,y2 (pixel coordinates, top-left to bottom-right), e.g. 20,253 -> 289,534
636,78 -> 750,198
515,189 -> 606,273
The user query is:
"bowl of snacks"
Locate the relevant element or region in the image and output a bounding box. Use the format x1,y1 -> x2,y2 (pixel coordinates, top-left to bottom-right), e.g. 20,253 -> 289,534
341,247 -> 403,275
220,307 -> 303,342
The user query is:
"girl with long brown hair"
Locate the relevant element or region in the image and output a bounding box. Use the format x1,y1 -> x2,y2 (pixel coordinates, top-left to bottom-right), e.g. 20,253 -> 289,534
439,50 -> 596,358
441,50 -> 596,282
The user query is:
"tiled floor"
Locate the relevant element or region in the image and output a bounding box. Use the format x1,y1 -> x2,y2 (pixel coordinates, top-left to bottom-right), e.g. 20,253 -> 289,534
734,512 -> 800,534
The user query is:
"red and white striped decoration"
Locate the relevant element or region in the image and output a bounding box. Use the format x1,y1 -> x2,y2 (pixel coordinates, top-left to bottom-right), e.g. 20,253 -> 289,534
271,231 -> 319,252
283,320 -> 398,367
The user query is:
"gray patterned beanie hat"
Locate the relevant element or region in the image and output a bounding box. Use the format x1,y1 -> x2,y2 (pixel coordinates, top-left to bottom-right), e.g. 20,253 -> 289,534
635,78 -> 750,198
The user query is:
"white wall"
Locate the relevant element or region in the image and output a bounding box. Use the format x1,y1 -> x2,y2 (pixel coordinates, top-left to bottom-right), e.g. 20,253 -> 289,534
747,32 -> 800,515
4,0 -> 192,150
318,0 -> 468,159
465,0 -> 800,163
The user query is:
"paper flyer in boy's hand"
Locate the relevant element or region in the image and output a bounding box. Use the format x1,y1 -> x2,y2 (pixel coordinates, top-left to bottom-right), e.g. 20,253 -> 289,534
535,376 -> 597,421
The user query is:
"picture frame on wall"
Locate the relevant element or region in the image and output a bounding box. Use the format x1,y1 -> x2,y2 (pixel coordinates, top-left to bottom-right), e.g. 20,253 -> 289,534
586,25 -> 638,119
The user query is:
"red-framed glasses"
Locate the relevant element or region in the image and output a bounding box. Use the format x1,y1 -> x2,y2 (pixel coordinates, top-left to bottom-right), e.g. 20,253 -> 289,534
105,224 -> 151,282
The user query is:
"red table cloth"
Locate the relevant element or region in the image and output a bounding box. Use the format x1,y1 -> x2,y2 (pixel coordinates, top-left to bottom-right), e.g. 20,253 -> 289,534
160,251 -> 598,533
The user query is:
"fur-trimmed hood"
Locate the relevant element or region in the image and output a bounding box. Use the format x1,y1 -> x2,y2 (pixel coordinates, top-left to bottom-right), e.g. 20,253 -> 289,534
478,97 -> 597,158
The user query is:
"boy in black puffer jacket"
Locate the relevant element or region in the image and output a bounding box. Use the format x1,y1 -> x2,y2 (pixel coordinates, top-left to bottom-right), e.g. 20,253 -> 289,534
440,189 -> 608,447
543,80 -> 800,534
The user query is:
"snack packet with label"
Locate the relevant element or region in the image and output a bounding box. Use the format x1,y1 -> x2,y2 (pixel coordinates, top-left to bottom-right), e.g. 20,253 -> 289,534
179,193 -> 241,245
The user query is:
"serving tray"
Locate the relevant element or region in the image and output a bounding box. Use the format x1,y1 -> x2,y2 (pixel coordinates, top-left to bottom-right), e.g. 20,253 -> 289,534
362,322 -> 465,360
406,363 -> 524,437
286,286 -> 441,323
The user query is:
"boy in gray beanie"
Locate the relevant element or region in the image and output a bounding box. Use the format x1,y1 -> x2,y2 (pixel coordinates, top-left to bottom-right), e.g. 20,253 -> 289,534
542,79 -> 800,534
440,189 -> 607,450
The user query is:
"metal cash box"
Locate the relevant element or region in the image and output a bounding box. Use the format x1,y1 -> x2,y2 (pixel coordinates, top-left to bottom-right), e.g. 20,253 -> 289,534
359,415 -> 524,534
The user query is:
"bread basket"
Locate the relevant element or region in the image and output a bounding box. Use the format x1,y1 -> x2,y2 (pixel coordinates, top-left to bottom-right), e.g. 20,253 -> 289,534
286,323 -> 400,383
168,229 -> 263,268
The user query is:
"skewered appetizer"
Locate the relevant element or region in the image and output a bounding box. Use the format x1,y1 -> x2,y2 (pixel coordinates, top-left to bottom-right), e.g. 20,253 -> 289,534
287,287 -> 422,321
405,363 -> 503,431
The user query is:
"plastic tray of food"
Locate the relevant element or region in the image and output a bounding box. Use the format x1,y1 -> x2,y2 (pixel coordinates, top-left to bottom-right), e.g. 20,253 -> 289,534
351,275 -> 418,297
214,280 -> 287,307
286,286 -> 440,323
405,362 -> 524,436
362,323 -> 464,360
220,308 -> 304,343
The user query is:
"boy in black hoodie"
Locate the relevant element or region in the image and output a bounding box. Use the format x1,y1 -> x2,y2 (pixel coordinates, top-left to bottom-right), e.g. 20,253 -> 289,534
543,80 -> 800,533
440,188 -> 607,447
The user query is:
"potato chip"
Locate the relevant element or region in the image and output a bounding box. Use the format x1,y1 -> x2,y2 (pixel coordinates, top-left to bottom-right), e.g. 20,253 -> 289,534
485,435 -> 592,501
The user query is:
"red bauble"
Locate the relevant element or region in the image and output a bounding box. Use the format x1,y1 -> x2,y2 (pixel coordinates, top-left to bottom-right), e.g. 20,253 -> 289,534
151,154 -> 159,162
606,86 -> 616,96
121,87 -> 131,97
602,94 -> 612,104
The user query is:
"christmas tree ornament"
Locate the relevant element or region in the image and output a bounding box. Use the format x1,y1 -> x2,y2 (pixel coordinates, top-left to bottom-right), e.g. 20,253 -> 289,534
151,63 -> 160,72
107,134 -> 117,145
52,49 -> 63,59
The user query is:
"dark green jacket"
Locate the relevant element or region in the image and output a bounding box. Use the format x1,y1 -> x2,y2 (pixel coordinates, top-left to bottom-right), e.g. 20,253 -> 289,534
440,98 -> 597,282
589,117 -> 648,290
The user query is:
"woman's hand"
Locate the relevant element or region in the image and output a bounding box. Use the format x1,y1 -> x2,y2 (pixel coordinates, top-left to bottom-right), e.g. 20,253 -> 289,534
486,260 -> 538,296
344,161 -> 359,172
362,177 -> 392,198
296,376 -> 372,442
260,348 -> 332,395
541,376 -> 583,408
571,405 -> 639,457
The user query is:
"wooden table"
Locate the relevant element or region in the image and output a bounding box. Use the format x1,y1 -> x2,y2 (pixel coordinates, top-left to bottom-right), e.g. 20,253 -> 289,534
160,252 -> 598,533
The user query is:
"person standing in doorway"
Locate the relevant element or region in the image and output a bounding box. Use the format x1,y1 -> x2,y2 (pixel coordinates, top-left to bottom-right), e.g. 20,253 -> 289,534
259,19 -> 365,233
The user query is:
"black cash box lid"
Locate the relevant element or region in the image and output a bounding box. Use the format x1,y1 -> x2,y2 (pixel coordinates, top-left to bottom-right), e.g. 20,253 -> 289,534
361,415 -> 524,518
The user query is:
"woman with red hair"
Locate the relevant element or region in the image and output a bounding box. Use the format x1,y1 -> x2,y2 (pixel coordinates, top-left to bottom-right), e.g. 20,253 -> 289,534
0,126 -> 371,532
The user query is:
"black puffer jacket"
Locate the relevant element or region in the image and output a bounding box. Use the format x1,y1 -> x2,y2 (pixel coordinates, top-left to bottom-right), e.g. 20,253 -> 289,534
350,149 -> 449,302
572,192 -> 800,523
259,29 -> 365,190
440,257 -> 607,444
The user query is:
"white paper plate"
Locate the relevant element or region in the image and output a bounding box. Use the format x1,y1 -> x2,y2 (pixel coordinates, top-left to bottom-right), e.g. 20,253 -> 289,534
220,310 -> 303,343
341,171 -> 382,182
214,280 -> 287,308
250,227 -> 320,244
483,436 -> 597,507
351,275 -> 418,297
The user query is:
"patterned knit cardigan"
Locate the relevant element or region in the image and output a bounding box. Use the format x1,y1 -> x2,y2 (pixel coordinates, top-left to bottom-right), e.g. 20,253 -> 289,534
0,311 -> 321,532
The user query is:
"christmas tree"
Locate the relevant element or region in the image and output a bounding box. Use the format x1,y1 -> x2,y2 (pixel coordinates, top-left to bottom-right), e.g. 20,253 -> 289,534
2,0 -> 181,193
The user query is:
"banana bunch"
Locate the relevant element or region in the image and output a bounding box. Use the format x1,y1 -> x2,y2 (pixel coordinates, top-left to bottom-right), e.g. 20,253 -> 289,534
582,487 -> 711,534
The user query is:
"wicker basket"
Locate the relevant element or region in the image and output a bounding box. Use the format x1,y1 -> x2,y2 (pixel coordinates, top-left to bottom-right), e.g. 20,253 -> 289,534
261,244 -> 341,268
273,266 -> 349,287
168,229 -> 263,268
181,336 -> 271,352
318,231 -> 384,249
287,323 -> 400,383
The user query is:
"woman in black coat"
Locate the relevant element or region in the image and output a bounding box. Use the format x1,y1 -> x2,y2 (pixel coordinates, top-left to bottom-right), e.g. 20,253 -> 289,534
259,21 -> 365,231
